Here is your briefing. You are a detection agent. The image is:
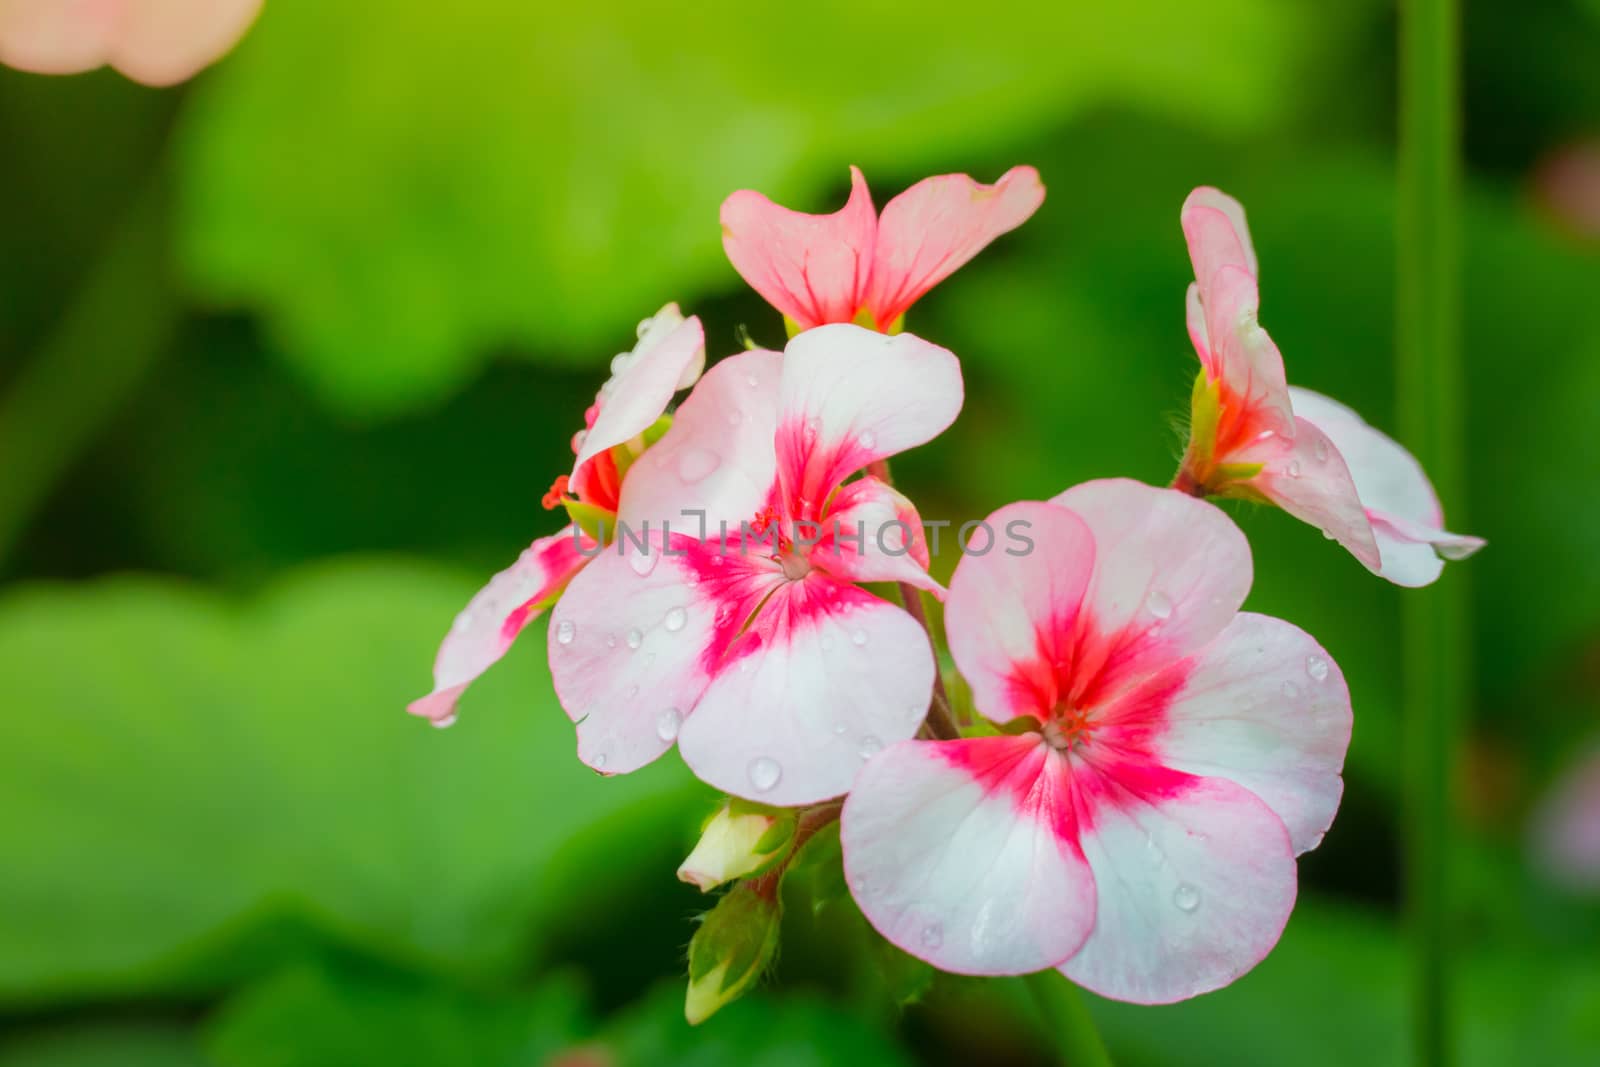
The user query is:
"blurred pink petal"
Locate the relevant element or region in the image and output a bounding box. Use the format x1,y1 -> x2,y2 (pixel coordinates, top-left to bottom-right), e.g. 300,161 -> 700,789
1533,138 -> 1600,239
1531,747 -> 1600,892
0,0 -> 262,87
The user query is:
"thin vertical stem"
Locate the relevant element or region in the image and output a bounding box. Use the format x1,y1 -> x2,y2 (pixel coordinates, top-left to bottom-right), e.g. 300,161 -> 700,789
1022,971 -> 1113,1067
1397,0 -> 1465,1064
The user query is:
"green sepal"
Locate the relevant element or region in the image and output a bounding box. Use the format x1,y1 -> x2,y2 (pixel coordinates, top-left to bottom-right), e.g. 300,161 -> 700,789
1188,367 -> 1222,472
561,500 -> 615,544
1215,461 -> 1265,483
684,882 -> 782,1024
783,314 -> 803,339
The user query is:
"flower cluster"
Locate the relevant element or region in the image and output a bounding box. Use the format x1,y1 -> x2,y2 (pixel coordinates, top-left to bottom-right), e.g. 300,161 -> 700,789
413,168 -> 1483,1018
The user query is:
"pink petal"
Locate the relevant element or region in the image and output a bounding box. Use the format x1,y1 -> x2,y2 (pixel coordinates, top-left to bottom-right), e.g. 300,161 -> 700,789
1049,479 -> 1252,693
841,735 -> 1096,975
0,0 -> 120,74
1181,186 -> 1258,282
111,0 -> 261,86
676,578 -> 934,805
618,348 -> 782,537
808,476 -> 942,597
1102,612 -> 1351,854
1531,746 -> 1600,892
865,166 -> 1045,327
775,325 -> 962,520
1288,387 -> 1483,586
1185,282 -> 1211,363
572,305 -> 705,478
407,526 -> 592,725
1232,415 -> 1384,573
720,166 -> 876,330
548,534 -> 784,776
1059,768 -> 1297,1004
944,501 -> 1096,724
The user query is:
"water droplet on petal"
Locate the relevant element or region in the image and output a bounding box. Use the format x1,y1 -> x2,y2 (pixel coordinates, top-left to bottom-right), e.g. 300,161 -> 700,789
1255,430 -> 1275,442
605,632 -> 618,649
555,619 -> 577,645
857,430 -> 877,450
850,629 -> 868,647
1146,591 -> 1173,620
1174,883 -> 1201,912
656,707 -> 682,741
664,606 -> 688,632
858,735 -> 883,759
636,317 -> 654,339
748,757 -> 782,792
593,753 -> 608,769
451,611 -> 472,633
626,628 -> 643,650
431,713 -> 457,729
629,550 -> 659,577
1282,680 -> 1303,699
1306,654 -> 1330,682
921,924 -> 944,949
1287,460 -> 1302,478
746,374 -> 760,389
832,721 -> 848,735
610,351 -> 633,375
1313,437 -> 1329,462
677,448 -> 720,484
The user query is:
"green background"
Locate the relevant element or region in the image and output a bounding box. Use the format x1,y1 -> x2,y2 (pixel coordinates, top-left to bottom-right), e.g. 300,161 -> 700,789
2,0 -> 1597,1063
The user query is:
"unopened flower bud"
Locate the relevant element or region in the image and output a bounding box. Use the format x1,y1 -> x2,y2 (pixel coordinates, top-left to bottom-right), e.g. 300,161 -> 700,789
684,882 -> 781,1025
677,799 -> 796,893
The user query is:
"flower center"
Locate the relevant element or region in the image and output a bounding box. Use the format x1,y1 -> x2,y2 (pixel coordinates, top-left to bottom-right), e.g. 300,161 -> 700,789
1041,705 -> 1095,751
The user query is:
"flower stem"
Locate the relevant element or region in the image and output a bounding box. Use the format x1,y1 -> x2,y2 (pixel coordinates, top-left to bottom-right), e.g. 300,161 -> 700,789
0,168 -> 177,564
1022,971 -> 1113,1067
1397,0 -> 1465,1063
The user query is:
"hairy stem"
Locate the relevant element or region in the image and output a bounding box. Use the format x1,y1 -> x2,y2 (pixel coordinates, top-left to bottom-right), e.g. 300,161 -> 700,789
1398,0 -> 1465,1062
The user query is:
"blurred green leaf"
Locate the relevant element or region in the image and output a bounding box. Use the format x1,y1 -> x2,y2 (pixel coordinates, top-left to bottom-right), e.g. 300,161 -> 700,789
598,983 -> 915,1067
174,0 -> 1368,414
205,964 -> 585,1067
0,1024 -> 210,1067
0,561 -> 704,1004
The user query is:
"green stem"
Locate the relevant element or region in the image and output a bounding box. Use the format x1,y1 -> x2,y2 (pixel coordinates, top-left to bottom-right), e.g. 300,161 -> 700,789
1397,0 -> 1465,1063
0,168 -> 178,564
1023,971 -> 1113,1067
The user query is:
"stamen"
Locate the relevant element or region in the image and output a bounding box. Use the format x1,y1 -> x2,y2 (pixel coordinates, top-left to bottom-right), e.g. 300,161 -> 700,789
541,474 -> 571,511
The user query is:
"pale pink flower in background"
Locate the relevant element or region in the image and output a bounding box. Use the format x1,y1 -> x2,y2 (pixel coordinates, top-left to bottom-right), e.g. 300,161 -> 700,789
0,0 -> 263,86
547,324 -> 962,805
408,306 -> 704,726
721,165 -> 1044,333
841,479 -> 1351,1003
1533,137 -> 1600,239
1531,745 -> 1600,892
1175,186 -> 1482,586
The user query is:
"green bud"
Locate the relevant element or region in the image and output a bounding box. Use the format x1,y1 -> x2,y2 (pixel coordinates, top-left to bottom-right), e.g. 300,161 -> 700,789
684,882 -> 781,1025
678,799 -> 797,892
561,499 -> 615,544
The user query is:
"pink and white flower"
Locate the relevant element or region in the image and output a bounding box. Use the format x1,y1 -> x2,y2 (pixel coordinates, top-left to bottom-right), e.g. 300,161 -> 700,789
721,165 -> 1045,334
408,305 -> 704,726
1530,744 -> 1600,893
0,0 -> 262,86
1175,186 -> 1483,586
840,479 -> 1351,1004
547,324 -> 962,805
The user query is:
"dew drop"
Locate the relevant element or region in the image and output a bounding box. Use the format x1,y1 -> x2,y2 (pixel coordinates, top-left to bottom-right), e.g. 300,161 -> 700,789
629,550 -> 659,577
1313,437 -> 1330,462
857,430 -> 877,450
832,721 -> 849,735
626,628 -> 643,650
431,713 -> 457,729
555,619 -> 577,645
1306,654 -> 1330,682
858,735 -> 883,759
593,753 -> 608,769
677,448 -> 721,484
850,629 -> 869,647
1146,591 -> 1173,620
451,611 -> 473,634
802,418 -> 819,442
1282,679 -> 1303,700
571,429 -> 588,451
605,632 -> 618,649
746,373 -> 760,389
1173,883 -> 1201,913
920,924 -> 944,949
1286,460 -> 1302,478
609,351 -> 633,375
748,757 -> 782,792
656,707 -> 683,741
664,606 -> 688,632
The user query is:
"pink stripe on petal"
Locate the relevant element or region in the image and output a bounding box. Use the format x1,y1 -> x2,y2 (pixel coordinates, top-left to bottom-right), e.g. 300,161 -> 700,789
842,735 -> 1097,975
775,325 -> 962,519
866,165 -> 1045,327
677,577 -> 934,805
408,526 -> 592,724
808,476 -> 941,597
720,166 -> 876,330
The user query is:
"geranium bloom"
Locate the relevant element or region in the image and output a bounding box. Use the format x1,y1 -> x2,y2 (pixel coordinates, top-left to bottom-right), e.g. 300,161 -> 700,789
0,0 -> 262,86
1174,187 -> 1482,586
547,324 -> 961,805
408,305 -> 704,726
841,479 -> 1351,1003
721,165 -> 1044,334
